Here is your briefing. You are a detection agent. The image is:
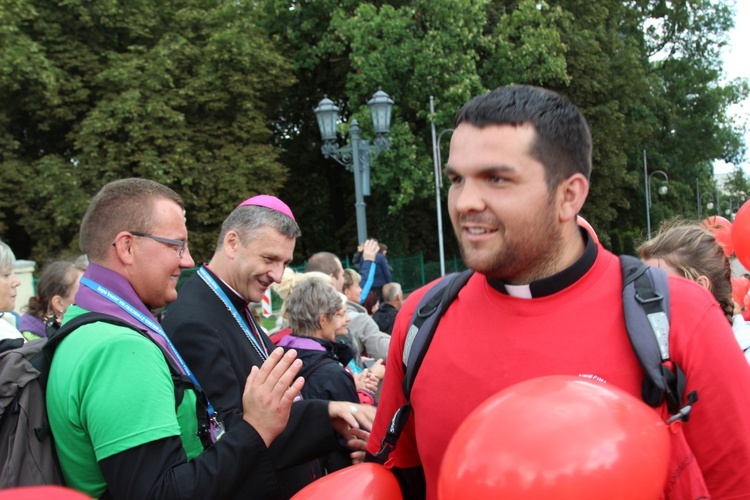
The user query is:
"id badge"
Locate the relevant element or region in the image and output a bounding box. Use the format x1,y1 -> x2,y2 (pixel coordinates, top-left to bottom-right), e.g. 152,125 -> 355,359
210,416 -> 226,442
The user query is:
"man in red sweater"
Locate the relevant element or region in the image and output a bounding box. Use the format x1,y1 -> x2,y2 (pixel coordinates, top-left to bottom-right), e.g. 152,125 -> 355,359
367,85 -> 750,499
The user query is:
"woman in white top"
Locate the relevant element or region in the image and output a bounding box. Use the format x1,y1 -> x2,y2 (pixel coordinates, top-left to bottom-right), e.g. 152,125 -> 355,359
638,220 -> 750,363
0,239 -> 23,341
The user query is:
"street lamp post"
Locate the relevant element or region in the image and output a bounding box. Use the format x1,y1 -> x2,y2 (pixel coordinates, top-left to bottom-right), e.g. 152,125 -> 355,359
314,90 -> 395,244
725,192 -> 746,220
644,150 -> 668,239
429,95 -> 452,277
697,178 -> 714,220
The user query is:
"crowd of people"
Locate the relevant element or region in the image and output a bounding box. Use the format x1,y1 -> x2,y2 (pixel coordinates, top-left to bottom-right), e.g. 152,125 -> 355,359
2,84 -> 750,499
0,187 -> 400,499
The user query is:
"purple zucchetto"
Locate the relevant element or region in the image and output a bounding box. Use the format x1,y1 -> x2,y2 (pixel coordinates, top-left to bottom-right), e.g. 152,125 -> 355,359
236,195 -> 296,221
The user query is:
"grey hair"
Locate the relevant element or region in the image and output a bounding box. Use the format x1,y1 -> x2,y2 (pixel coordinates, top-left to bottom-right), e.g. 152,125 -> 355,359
273,268 -> 333,319
285,278 -> 342,337
217,205 -> 301,249
382,282 -> 402,303
0,240 -> 16,272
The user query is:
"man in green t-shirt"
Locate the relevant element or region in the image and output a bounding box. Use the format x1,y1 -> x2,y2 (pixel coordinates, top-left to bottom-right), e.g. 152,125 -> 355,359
47,178 -> 365,499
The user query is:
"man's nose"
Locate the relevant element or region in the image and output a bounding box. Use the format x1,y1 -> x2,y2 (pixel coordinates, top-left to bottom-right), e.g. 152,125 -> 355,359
451,179 -> 487,214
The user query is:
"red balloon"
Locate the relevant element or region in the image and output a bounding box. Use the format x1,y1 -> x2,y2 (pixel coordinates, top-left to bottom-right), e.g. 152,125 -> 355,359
291,463 -> 402,500
576,215 -> 599,244
0,486 -> 91,500
703,216 -> 734,256
438,376 -> 670,500
733,201 -> 750,270
732,277 -> 750,309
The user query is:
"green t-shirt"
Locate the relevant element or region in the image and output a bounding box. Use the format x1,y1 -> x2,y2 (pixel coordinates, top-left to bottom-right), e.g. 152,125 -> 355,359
47,305 -> 204,497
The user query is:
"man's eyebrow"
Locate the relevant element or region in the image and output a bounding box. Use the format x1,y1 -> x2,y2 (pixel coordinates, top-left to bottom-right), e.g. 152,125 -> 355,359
443,165 -> 517,177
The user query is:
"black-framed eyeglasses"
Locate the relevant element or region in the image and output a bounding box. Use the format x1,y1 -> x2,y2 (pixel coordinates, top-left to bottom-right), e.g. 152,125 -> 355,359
129,231 -> 188,257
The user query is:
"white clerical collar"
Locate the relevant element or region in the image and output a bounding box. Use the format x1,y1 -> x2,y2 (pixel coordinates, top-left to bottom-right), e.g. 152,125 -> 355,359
504,284 -> 533,299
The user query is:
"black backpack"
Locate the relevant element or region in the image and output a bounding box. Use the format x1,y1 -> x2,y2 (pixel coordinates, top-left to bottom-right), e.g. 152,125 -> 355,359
372,255 -> 698,463
0,312 -> 205,487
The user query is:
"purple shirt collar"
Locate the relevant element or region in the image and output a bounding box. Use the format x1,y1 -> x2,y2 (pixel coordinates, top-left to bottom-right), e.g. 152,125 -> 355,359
75,263 -> 180,371
277,334 -> 326,352
76,263 -> 160,329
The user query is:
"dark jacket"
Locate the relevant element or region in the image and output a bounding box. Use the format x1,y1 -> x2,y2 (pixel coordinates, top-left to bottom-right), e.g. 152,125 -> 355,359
163,266 -> 339,499
371,253 -> 392,288
277,335 -> 358,402
277,335 -> 359,473
372,303 -> 399,335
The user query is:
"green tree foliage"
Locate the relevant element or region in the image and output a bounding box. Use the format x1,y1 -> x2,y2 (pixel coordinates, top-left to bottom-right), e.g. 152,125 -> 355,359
636,0 -> 748,231
261,0 -> 745,260
2,0 -> 746,267
1,0 -> 294,263
262,0 -> 571,259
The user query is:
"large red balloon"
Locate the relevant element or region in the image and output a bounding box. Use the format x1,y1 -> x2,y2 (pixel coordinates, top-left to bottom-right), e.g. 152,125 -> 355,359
733,201 -> 750,270
291,463 -> 402,500
576,215 -> 599,244
732,276 -> 750,309
438,376 -> 670,500
703,216 -> 734,256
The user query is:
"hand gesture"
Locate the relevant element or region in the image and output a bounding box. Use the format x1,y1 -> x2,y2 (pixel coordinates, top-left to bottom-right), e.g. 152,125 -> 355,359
355,369 -> 379,393
347,428 -> 370,464
362,358 -> 385,379
327,401 -> 377,442
241,348 -> 304,447
362,239 -> 380,262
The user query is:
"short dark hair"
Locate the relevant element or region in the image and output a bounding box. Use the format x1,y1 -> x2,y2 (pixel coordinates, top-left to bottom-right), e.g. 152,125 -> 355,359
79,178 -> 183,261
454,85 -> 592,191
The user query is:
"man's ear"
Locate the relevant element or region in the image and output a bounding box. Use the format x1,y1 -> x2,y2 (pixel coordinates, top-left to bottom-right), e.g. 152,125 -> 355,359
557,173 -> 589,223
223,230 -> 242,257
112,232 -> 136,265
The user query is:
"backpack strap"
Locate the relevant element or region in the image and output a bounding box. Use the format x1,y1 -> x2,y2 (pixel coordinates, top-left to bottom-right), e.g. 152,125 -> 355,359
402,270 -> 474,399
39,312 -> 213,446
34,312 -> 143,392
298,356 -> 337,381
620,255 -> 697,422
372,269 -> 473,464
40,313 -> 194,410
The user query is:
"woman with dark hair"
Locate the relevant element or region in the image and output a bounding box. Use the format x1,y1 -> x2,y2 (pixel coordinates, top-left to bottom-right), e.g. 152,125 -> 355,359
639,219 -> 750,362
18,260 -> 86,341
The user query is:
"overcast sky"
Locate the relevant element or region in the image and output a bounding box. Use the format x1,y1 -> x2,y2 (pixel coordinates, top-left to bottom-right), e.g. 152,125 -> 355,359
715,0 -> 749,174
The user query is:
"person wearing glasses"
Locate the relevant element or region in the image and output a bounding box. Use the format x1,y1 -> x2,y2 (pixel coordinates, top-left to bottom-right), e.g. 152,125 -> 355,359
277,278 -> 363,473
45,178 -> 338,499
163,195 -> 375,498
